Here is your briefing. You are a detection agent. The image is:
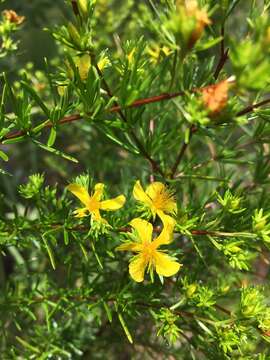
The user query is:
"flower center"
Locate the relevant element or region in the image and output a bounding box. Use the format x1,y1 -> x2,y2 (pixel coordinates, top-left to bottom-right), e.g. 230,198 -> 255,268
87,197 -> 100,211
152,189 -> 175,212
141,242 -> 156,262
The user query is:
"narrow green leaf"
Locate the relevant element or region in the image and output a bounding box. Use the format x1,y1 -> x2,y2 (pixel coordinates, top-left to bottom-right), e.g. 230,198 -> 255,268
0,83 -> 7,125
195,37 -> 223,52
16,336 -> 40,354
118,313 -> 133,344
32,139 -> 78,163
64,228 -> 69,245
3,135 -> 27,144
3,73 -> 18,114
0,150 -> 8,162
21,81 -> 50,118
91,241 -> 103,269
0,167 -> 12,176
79,243 -> 88,260
23,307 -> 37,321
32,120 -> 51,134
102,301 -> 113,323
42,235 -> 56,270
47,127 -> 57,147
196,320 -> 213,336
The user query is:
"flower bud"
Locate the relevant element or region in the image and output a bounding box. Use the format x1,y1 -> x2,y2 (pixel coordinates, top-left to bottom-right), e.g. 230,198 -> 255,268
67,22 -> 81,47
77,54 -> 91,80
186,283 -> 197,298
78,0 -> 88,19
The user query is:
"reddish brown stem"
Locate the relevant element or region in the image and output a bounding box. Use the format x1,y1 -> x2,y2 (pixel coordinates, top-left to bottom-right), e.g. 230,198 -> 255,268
1,90 -> 270,145
214,26 -> 229,80
94,62 -> 165,178
1,92 -> 185,143
109,91 -> 184,112
214,48 -> 229,80
237,97 -> 270,117
214,304 -> 232,316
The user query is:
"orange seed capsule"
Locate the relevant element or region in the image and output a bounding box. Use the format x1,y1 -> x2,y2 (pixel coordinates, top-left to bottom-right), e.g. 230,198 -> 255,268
2,9 -> 25,25
201,79 -> 231,115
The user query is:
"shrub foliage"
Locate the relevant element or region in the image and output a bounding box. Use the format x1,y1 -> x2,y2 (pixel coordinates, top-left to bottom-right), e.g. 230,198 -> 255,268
1,0 -> 270,358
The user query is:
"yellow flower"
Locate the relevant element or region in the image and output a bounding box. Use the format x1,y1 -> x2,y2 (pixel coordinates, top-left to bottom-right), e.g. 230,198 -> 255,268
67,183 -> 126,223
133,180 -> 177,230
116,218 -> 181,282
147,44 -> 172,64
127,48 -> 136,67
97,56 -> 110,71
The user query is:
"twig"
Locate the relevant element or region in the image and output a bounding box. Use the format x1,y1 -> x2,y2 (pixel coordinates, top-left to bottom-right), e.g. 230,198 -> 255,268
94,62 -> 166,178
171,23 -> 229,180
236,97 -> 270,117
214,304 -> 232,316
170,125 -> 197,178
1,89 -> 270,146
109,91 -> 184,112
213,26 -> 229,80
5,221 -> 254,239
3,291 -> 232,326
214,48 -> 229,80
1,92 -> 184,143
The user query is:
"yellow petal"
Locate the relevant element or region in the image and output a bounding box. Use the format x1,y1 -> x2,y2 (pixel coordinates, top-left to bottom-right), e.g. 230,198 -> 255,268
133,180 -> 152,206
130,218 -> 153,244
154,252 -> 181,277
155,211 -> 176,245
91,209 -> 108,224
127,48 -> 136,65
129,255 -> 147,282
154,217 -> 176,246
67,183 -> 91,207
97,56 -> 110,71
100,195 -> 126,210
73,207 -> 88,218
116,242 -> 142,252
157,210 -> 176,228
92,183 -> 105,201
145,182 -> 165,199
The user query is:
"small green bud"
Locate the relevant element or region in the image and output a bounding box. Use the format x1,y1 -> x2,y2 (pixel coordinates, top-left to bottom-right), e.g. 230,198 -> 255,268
67,22 -> 81,47
253,209 -> 267,232
252,209 -> 270,243
19,173 -> 45,199
240,287 -> 265,318
186,283 -> 197,298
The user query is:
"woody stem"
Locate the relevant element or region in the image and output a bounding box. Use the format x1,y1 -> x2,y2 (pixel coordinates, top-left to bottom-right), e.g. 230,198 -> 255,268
93,62 -> 166,178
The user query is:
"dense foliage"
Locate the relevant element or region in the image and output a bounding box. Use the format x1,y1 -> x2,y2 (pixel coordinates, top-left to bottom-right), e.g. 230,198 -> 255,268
1,0 -> 270,358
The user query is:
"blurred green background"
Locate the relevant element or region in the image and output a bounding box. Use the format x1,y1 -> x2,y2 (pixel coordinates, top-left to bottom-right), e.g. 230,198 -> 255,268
0,0 -> 63,68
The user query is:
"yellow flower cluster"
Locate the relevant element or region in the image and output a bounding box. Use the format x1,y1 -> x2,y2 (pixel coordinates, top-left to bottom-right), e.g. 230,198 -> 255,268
67,180 -> 181,283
